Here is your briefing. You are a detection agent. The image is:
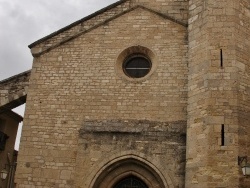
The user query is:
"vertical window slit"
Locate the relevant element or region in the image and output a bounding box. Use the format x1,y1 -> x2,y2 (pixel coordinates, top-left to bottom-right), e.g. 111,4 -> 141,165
220,49 -> 223,68
221,124 -> 225,146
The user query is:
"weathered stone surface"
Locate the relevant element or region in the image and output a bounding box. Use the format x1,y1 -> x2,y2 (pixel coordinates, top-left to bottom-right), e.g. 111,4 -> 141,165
77,120 -> 186,187
15,2 -> 188,187
186,0 -> 250,187
0,70 -> 30,114
0,0 -> 248,187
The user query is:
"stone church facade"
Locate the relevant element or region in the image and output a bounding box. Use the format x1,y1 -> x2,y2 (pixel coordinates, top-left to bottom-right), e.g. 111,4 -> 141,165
12,0 -> 249,187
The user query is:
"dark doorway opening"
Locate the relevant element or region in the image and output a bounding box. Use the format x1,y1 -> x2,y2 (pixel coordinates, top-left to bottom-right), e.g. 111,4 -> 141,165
113,176 -> 148,188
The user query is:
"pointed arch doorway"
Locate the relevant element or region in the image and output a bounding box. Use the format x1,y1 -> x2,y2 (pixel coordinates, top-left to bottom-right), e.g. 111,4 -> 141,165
92,157 -> 167,188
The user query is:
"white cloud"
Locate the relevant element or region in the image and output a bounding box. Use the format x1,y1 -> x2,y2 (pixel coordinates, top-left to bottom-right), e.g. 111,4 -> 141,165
0,0 -> 118,80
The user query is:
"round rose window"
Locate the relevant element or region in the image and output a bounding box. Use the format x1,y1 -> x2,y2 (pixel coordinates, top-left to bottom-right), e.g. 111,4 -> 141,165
123,54 -> 151,78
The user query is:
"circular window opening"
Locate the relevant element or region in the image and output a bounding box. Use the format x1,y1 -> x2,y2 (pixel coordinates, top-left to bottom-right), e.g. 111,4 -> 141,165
113,176 -> 148,188
123,54 -> 151,78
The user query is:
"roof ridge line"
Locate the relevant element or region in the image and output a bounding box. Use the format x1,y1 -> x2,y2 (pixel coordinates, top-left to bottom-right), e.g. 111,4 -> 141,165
140,6 -> 188,27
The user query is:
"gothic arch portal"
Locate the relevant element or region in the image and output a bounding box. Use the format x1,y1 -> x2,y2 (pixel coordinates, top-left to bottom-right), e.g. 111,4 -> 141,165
91,156 -> 168,188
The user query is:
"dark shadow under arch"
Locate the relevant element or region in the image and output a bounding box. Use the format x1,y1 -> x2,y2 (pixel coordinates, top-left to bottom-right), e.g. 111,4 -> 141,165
113,175 -> 148,188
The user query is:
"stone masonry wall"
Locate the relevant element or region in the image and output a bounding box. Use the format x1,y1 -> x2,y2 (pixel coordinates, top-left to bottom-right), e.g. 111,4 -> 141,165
186,0 -> 250,187
0,70 -> 30,113
131,0 -> 188,23
77,120 -> 186,187
237,0 -> 250,187
16,6 -> 188,188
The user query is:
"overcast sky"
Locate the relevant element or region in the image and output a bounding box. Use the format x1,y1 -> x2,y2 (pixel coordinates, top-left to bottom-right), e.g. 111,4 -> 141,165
0,0 -> 118,80
0,0 -> 118,149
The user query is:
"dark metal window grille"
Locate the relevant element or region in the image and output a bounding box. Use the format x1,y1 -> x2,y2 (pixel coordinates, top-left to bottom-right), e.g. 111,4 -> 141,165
123,54 -> 151,78
113,176 -> 148,188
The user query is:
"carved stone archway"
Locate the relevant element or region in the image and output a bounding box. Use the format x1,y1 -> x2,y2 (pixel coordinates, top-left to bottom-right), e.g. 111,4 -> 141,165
92,158 -> 166,188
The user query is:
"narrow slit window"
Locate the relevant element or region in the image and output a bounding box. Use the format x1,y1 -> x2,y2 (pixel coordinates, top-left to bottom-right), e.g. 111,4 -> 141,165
220,49 -> 223,68
221,124 -> 225,146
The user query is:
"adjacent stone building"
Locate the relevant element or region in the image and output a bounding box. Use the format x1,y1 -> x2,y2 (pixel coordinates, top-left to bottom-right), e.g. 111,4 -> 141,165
3,0 -> 248,187
0,111 -> 22,188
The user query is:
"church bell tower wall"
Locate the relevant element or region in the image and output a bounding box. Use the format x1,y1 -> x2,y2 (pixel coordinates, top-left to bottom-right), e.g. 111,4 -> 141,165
237,0 -> 250,187
186,0 -> 250,187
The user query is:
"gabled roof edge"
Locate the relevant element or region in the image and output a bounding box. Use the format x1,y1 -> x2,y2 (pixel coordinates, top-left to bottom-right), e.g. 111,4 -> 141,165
33,5 -> 188,57
141,6 -> 188,28
28,0 -> 128,49
0,70 -> 31,84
